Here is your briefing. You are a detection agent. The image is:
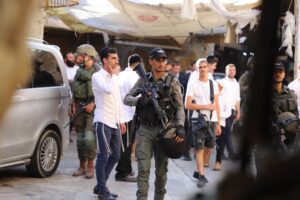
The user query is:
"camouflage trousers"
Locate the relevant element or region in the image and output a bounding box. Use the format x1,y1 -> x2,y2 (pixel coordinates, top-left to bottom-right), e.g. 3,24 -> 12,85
136,124 -> 168,200
74,110 -> 96,160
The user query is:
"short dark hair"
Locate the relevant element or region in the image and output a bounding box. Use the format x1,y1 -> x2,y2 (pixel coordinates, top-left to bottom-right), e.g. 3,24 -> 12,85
100,47 -> 117,64
128,54 -> 141,65
206,55 -> 218,64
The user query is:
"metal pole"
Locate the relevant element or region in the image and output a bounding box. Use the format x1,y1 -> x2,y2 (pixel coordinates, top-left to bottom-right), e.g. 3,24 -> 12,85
294,0 -> 300,78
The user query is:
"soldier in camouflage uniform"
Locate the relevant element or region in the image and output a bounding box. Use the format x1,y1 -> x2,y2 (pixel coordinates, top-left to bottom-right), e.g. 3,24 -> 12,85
124,48 -> 185,200
255,62 -> 299,178
71,44 -> 99,179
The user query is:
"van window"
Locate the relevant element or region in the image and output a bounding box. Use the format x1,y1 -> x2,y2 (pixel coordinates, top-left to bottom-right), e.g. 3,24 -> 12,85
24,49 -> 64,88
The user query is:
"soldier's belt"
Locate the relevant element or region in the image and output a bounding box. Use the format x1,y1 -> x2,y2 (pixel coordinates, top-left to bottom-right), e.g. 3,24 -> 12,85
140,120 -> 160,127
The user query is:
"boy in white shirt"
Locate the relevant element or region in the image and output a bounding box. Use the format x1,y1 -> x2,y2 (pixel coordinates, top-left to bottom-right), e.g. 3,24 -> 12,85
185,59 -> 221,187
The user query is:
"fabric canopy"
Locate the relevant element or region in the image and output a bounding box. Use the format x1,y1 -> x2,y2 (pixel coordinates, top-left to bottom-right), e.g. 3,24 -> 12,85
46,0 -> 261,44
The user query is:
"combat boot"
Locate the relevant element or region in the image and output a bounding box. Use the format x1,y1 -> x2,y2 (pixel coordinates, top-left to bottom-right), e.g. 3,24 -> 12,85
86,159 -> 94,179
72,160 -> 87,176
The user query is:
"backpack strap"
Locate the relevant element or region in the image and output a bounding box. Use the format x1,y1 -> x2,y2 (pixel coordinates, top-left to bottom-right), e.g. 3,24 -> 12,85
209,79 -> 214,103
165,74 -> 174,88
146,72 -> 151,81
209,79 -> 214,119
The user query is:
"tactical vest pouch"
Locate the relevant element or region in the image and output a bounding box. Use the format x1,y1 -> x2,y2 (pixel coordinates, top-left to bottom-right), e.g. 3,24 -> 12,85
72,68 -> 95,99
87,81 -> 94,98
137,99 -> 157,122
72,81 -> 88,99
287,99 -> 297,111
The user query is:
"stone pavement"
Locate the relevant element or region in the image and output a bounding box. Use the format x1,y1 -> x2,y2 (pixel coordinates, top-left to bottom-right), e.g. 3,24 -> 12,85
0,133 -> 246,200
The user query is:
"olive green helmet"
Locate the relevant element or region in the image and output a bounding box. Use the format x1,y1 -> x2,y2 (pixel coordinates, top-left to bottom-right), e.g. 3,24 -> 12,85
76,44 -> 98,58
277,112 -> 299,134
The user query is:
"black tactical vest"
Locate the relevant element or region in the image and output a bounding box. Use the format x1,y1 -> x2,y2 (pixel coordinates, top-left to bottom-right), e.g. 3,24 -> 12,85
273,86 -> 298,121
138,74 -> 176,123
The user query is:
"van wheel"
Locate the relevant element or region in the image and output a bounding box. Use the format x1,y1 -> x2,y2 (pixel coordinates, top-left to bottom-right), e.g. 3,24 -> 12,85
26,129 -> 61,177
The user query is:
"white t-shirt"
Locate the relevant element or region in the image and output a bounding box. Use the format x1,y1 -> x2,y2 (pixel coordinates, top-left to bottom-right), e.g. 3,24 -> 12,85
217,76 -> 241,110
65,65 -> 79,82
218,91 -> 232,127
186,79 -> 219,122
119,67 -> 139,123
288,78 -> 300,117
185,71 -> 213,104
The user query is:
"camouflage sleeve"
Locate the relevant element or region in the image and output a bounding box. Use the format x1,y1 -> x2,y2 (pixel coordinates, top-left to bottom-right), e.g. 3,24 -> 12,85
123,77 -> 145,106
171,78 -> 185,126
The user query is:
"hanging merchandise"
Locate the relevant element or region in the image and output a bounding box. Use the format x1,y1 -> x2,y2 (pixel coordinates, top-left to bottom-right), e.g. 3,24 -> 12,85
280,11 -> 295,58
180,0 -> 197,20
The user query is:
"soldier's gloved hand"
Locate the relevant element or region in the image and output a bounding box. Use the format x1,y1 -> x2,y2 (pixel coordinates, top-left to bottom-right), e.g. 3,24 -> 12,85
137,95 -> 152,107
175,125 -> 185,143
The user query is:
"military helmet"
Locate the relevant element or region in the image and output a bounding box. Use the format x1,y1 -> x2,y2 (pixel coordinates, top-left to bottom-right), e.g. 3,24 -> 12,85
157,127 -> 185,159
277,112 -> 299,134
76,44 -> 98,58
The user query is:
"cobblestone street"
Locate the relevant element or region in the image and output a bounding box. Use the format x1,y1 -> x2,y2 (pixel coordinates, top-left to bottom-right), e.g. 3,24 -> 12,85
0,133 -> 245,200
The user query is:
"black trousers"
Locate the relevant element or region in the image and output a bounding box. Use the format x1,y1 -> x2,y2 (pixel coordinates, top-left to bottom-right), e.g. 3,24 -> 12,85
216,126 -> 226,162
224,110 -> 236,155
183,110 -> 193,156
115,121 -> 133,179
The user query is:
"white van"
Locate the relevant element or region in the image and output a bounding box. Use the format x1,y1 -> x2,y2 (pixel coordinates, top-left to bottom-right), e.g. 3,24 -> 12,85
0,39 -> 70,177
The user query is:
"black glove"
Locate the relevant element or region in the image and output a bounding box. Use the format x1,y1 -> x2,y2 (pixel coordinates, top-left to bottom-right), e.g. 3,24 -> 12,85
176,125 -> 185,138
137,95 -> 152,107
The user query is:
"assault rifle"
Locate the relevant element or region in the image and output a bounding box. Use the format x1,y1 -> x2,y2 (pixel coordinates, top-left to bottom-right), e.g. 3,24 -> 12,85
188,100 -> 213,139
64,103 -> 87,129
134,64 -> 171,130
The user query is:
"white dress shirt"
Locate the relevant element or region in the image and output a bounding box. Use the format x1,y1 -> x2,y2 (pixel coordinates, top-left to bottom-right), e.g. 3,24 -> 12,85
92,68 -> 124,128
119,67 -> 139,123
217,76 -> 241,110
218,91 -> 232,127
65,64 -> 79,82
288,78 -> 300,117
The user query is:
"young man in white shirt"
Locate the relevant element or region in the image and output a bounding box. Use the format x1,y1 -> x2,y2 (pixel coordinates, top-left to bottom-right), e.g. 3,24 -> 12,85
186,56 -> 219,166
185,59 -> 221,187
217,64 -> 241,163
92,47 -> 126,200
114,54 -> 141,182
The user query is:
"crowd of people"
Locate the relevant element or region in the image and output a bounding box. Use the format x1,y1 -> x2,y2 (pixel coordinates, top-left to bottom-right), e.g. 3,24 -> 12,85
62,43 -> 300,200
